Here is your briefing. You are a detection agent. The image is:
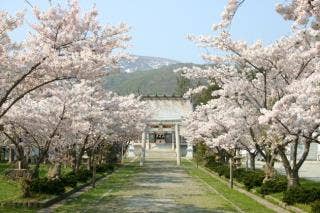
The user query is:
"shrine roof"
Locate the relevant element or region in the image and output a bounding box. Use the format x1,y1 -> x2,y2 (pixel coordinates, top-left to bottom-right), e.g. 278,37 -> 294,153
141,95 -> 193,121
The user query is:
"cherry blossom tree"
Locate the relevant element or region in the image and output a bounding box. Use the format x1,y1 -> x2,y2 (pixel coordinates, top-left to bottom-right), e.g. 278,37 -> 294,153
52,82 -> 148,174
178,0 -> 320,187
259,72 -> 320,187
1,79 -> 149,178
0,0 -> 130,120
2,92 -> 68,175
0,11 -> 24,62
216,0 -> 320,29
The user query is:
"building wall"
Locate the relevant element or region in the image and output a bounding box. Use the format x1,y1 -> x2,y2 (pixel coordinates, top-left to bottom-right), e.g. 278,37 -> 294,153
287,143 -> 320,161
307,143 -> 319,161
143,97 -> 193,121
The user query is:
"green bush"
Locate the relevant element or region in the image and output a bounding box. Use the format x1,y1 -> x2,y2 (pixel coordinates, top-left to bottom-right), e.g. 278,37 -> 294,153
205,158 -> 228,177
311,200 -> 320,213
61,173 -> 78,188
195,141 -> 208,164
215,165 -> 230,178
242,171 -> 264,190
30,177 -> 65,195
204,157 -> 222,170
96,164 -> 114,173
283,187 -> 320,205
76,169 -> 91,182
205,157 -> 265,190
232,168 -> 264,190
259,176 -> 287,195
233,168 -> 248,182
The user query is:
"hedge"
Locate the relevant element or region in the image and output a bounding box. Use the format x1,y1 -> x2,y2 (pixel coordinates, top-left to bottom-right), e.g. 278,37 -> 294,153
205,161 -> 264,190
29,164 -> 114,195
283,187 -> 320,205
259,176 -> 287,195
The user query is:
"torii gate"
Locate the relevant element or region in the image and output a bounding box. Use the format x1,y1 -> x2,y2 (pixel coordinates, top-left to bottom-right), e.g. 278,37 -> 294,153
133,95 -> 194,166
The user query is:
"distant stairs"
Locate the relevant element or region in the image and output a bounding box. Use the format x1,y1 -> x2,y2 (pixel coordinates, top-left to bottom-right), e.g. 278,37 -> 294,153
146,143 -> 176,160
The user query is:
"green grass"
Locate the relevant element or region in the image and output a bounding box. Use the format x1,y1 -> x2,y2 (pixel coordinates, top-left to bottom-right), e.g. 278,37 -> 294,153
29,164 -> 73,178
0,206 -> 36,213
0,163 -> 21,202
0,163 -> 56,203
0,162 -> 86,212
0,163 -> 74,202
0,176 -> 21,202
0,163 -> 12,174
0,163 -> 72,207
183,161 -> 275,213
300,178 -> 320,189
55,163 -> 140,212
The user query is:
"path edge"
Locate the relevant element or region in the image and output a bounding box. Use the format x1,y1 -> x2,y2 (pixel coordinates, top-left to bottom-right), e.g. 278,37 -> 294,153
185,160 -> 296,213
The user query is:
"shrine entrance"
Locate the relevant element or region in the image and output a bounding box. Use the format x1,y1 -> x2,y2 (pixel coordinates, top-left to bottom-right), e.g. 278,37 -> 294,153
128,95 -> 194,166
154,133 -> 166,144
149,124 -> 174,145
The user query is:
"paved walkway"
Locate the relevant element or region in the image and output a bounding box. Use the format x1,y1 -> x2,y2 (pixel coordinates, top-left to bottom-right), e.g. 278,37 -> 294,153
82,150 -> 238,212
53,148 -> 275,213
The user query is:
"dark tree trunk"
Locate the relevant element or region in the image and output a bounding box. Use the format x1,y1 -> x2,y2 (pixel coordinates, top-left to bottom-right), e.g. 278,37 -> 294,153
15,145 -> 28,169
32,163 -> 40,179
229,157 -> 234,189
263,159 -> 276,183
75,136 -> 90,174
287,169 -> 300,189
278,140 -> 310,189
256,145 -> 277,182
249,152 -> 256,170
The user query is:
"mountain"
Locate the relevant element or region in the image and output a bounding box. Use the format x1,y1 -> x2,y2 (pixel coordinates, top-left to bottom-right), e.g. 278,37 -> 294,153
104,63 -> 198,96
119,55 -> 180,73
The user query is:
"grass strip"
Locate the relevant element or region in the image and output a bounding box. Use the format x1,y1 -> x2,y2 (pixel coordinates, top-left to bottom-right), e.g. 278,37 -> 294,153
183,161 -> 276,213
55,163 -> 141,212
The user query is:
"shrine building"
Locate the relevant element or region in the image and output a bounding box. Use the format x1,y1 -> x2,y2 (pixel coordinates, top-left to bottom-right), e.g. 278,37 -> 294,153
130,95 -> 194,165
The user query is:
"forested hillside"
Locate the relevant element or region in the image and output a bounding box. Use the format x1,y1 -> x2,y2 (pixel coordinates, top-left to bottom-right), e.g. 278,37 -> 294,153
104,63 -> 196,96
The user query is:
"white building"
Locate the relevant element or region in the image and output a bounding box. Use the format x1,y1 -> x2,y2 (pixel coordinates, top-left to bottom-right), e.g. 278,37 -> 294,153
130,95 -> 194,165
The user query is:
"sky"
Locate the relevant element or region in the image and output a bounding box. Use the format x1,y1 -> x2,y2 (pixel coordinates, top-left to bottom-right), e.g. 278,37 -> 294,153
1,0 -> 292,63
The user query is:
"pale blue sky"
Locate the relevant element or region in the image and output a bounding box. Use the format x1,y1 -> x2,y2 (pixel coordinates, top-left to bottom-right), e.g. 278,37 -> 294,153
1,0 -> 292,63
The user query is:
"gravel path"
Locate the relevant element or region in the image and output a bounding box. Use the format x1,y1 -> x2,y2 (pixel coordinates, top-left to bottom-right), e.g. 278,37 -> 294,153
53,149 -> 277,213
79,150 -> 239,213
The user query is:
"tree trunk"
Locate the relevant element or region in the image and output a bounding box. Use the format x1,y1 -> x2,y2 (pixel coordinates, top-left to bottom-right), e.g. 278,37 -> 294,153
16,146 -> 28,169
75,136 -> 89,173
72,156 -> 77,173
98,152 -> 103,165
121,142 -> 124,164
229,157 -> 233,189
277,141 -> 310,189
32,163 -> 40,179
75,148 -> 86,174
263,160 -> 276,183
92,155 -> 96,188
249,153 -> 256,170
256,145 -> 277,183
287,169 -> 300,189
